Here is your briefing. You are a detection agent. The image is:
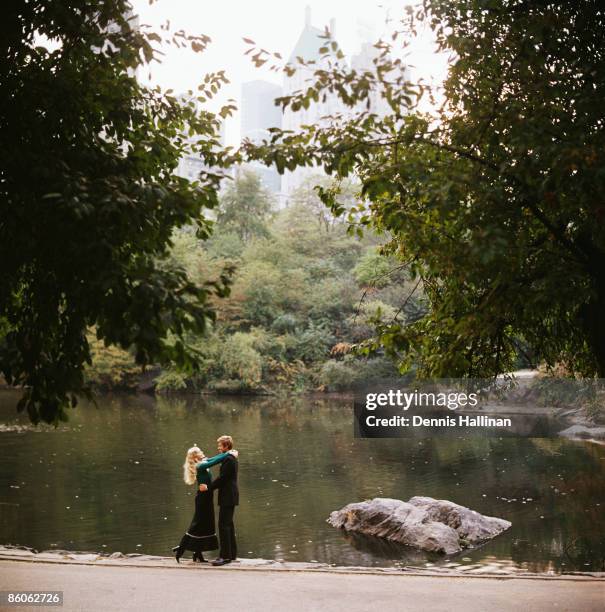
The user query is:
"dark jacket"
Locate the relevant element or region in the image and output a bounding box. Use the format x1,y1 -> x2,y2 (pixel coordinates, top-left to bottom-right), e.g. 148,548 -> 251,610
209,454 -> 239,506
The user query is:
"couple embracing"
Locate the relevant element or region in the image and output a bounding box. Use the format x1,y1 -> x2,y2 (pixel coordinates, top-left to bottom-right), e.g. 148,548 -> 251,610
173,435 -> 239,566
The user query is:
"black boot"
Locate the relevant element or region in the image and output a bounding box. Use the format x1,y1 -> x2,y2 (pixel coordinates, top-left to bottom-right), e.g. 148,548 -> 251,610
172,545 -> 184,563
192,552 -> 207,563
211,557 -> 231,566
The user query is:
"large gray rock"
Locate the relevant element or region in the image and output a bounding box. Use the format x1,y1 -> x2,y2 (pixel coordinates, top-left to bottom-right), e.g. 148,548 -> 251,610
328,496 -> 511,555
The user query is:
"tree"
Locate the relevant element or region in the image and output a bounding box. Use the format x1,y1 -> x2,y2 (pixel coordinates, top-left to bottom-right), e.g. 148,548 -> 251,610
0,1 -> 234,423
216,169 -> 273,242
288,174 -> 358,233
353,248 -> 394,289
244,1 -> 605,377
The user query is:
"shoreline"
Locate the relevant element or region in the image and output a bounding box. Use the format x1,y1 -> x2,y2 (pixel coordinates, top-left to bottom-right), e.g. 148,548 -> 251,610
1,547 -> 603,582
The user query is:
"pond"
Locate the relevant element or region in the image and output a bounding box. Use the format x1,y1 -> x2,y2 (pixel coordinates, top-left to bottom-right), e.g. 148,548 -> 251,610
0,391 -> 604,573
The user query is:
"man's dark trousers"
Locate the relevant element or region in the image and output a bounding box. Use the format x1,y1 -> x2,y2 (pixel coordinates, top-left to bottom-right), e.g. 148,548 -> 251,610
218,505 -> 237,560
210,453 -> 239,561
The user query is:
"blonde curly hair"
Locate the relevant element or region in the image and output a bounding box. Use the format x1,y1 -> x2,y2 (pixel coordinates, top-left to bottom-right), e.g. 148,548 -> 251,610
183,446 -> 202,485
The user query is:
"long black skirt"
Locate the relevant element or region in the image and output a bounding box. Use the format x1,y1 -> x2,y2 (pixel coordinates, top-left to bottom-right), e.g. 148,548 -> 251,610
179,490 -> 219,552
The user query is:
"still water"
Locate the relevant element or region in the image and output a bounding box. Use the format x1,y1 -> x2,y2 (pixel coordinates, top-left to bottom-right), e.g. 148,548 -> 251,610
0,392 -> 604,573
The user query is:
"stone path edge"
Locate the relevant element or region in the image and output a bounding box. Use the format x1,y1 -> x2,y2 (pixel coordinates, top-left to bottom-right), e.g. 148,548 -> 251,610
0,554 -> 602,583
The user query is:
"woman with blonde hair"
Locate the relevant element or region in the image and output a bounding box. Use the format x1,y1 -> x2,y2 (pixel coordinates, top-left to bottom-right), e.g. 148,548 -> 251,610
172,444 -> 238,563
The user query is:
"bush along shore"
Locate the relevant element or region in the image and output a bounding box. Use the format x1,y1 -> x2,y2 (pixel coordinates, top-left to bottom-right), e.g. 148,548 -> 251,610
82,172 -> 428,397
79,171 -> 540,400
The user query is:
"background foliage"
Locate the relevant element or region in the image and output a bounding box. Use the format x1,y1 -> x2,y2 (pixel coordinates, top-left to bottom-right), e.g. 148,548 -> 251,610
148,172 -> 425,393
244,0 -> 605,379
0,1 -> 234,422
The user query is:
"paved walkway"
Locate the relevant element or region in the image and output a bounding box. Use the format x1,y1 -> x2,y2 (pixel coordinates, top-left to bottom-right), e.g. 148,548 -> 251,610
1,560 -> 603,612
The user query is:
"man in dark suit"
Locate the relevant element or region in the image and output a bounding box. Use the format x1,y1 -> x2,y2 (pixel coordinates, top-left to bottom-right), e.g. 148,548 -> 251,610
199,434 -> 238,566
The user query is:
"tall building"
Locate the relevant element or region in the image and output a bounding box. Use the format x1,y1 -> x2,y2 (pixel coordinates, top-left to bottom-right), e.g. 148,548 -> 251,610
241,80 -> 283,195
241,80 -> 282,143
350,42 -> 394,119
281,7 -> 339,198
280,8 -> 406,200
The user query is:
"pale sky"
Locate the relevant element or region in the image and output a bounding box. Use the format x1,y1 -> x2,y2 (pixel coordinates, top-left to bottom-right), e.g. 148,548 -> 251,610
132,0 -> 448,145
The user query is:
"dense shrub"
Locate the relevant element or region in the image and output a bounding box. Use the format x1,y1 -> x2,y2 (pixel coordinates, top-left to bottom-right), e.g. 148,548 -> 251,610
86,175 -> 424,392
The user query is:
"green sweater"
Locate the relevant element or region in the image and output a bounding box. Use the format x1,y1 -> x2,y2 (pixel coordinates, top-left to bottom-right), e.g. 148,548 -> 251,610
196,452 -> 230,486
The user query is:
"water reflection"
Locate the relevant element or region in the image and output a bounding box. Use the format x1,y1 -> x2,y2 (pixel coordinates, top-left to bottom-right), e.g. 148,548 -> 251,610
0,391 -> 604,573
341,531 -> 444,566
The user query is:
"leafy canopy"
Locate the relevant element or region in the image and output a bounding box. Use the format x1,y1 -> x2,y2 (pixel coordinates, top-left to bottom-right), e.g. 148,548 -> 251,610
0,1 -> 235,423
216,169 -> 274,242
244,0 -> 605,377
